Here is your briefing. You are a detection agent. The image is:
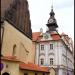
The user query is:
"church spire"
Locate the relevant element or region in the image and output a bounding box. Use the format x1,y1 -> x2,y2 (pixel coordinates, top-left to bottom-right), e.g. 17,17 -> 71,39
46,5 -> 58,32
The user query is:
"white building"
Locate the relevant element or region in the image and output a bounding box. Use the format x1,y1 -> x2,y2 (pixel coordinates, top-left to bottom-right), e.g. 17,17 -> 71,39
32,6 -> 74,75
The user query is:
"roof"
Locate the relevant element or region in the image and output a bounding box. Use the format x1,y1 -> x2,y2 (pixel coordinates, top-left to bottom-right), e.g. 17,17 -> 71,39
1,0 -> 32,40
61,32 -> 68,36
32,32 -> 41,41
32,32 -> 61,41
1,56 -> 49,73
1,56 -> 20,62
19,62 -> 49,73
1,0 -> 14,18
51,34 -> 61,40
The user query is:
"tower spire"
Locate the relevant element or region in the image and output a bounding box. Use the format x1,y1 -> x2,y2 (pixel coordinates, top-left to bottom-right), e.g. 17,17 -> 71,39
51,0 -> 53,9
51,5 -> 53,9
46,3 -> 58,32
50,5 -> 55,17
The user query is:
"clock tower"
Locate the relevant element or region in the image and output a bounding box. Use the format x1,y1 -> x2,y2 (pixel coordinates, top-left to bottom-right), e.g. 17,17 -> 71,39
46,6 -> 58,32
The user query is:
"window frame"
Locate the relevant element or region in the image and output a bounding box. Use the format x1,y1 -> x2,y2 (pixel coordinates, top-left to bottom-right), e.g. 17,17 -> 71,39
41,45 -> 44,50
50,58 -> 53,65
40,58 -> 44,65
50,44 -> 53,50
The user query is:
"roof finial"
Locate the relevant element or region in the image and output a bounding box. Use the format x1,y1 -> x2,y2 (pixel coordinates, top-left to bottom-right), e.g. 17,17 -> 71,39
51,0 -> 53,9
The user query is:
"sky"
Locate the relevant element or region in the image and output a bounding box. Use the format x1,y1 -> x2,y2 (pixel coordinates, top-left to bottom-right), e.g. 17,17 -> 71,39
28,0 -> 74,41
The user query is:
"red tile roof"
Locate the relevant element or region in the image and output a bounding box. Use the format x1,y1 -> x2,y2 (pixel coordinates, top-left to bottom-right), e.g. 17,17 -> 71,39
1,56 -> 49,73
51,34 -> 61,40
1,56 -> 20,62
32,32 -> 61,41
32,32 -> 41,41
19,62 -> 49,73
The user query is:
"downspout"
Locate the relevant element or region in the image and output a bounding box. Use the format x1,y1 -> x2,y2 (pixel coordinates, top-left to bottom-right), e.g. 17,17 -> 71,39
57,41 -> 59,75
38,42 -> 40,66
66,46 -> 68,75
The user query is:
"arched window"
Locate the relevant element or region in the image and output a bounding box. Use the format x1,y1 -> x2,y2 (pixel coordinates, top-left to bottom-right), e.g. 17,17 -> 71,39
50,58 -> 53,65
40,58 -> 44,65
13,45 -> 16,56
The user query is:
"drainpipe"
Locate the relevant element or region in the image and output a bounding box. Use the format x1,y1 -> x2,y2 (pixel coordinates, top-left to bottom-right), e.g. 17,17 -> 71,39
57,41 -> 59,75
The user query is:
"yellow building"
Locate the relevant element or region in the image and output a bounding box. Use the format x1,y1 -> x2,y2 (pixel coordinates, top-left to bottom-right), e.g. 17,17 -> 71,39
1,20 -> 49,75
1,21 -> 34,64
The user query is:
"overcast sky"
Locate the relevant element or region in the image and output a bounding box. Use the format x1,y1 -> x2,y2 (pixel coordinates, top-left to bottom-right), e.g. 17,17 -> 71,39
28,0 -> 74,41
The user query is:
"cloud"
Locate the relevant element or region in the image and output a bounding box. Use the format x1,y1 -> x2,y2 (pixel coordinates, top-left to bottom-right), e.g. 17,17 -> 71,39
54,0 -> 74,9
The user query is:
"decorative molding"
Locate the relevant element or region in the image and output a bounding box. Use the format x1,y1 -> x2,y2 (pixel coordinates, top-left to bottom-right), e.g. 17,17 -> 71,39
48,52 -> 54,56
39,53 -> 45,56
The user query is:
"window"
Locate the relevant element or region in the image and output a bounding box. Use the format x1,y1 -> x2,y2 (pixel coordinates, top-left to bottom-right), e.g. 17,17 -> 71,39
40,58 -> 44,65
50,44 -> 53,49
50,58 -> 53,65
35,73 -> 37,75
1,27 -> 4,42
41,45 -> 44,50
13,45 -> 16,56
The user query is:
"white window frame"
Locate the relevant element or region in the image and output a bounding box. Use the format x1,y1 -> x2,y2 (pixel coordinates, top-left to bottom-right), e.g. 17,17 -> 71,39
50,44 -> 53,50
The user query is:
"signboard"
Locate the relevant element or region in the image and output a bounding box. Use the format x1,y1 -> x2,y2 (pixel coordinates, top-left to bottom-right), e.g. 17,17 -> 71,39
0,63 -> 4,71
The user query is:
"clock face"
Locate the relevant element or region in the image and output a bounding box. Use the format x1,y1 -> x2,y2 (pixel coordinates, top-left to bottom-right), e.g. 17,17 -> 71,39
44,34 -> 49,39
49,19 -> 53,23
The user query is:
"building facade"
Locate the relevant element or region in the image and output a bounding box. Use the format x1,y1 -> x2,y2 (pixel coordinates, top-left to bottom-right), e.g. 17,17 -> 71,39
32,6 -> 74,75
1,0 -> 50,75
